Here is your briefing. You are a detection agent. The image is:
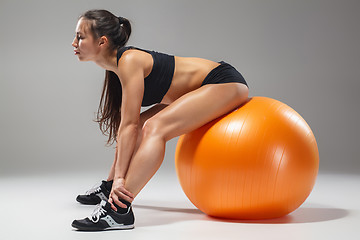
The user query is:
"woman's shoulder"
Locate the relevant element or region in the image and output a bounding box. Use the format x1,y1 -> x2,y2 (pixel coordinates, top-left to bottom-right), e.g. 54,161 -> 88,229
117,45 -> 151,59
117,46 -> 152,65
117,46 -> 154,81
117,46 -> 134,64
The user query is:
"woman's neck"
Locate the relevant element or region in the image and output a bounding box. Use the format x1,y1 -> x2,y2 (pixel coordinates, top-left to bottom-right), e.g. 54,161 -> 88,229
93,49 -> 119,73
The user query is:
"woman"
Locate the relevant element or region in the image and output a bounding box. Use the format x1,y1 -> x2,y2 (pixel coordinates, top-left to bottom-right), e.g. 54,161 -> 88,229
71,9 -> 249,231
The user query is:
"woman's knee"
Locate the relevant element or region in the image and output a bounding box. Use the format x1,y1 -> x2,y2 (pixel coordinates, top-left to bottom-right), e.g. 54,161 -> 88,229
136,104 -> 169,145
235,83 -> 249,100
228,83 -> 249,107
141,117 -> 167,140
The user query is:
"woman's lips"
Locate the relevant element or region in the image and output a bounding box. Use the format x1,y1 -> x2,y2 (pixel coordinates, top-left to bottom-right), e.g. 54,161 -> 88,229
74,50 -> 80,55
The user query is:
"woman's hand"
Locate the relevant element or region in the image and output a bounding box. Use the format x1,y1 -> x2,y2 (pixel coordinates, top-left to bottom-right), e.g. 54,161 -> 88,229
108,178 -> 135,211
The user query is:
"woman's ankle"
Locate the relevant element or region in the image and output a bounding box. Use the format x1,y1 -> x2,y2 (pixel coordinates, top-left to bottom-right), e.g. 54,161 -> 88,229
105,180 -> 113,191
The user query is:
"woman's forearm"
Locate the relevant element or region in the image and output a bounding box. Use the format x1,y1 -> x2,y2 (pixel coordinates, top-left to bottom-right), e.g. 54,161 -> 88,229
107,145 -> 118,181
114,124 -> 138,180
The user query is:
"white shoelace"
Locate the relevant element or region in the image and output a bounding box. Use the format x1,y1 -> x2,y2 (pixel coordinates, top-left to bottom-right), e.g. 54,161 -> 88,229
85,183 -> 102,195
89,203 -> 107,223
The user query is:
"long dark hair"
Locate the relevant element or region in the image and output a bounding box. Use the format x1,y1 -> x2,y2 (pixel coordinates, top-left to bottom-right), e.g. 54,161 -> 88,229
80,9 -> 131,145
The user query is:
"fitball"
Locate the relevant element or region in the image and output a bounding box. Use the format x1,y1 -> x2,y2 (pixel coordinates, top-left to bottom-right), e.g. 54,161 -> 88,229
175,96 -> 319,219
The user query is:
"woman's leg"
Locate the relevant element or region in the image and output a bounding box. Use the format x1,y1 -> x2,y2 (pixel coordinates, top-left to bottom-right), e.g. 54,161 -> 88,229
106,104 -> 168,181
124,83 -> 249,197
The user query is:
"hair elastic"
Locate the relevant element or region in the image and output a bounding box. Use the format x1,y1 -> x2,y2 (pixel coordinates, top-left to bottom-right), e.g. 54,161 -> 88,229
118,16 -> 125,24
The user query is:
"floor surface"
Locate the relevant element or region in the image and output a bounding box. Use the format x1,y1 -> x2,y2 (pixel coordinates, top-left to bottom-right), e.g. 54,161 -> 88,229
1,170 -> 359,240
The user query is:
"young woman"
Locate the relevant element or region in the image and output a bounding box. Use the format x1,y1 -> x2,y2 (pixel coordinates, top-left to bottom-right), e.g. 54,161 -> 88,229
71,9 -> 249,231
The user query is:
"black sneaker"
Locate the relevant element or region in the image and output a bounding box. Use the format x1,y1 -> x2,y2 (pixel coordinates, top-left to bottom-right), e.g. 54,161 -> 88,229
76,180 -> 111,205
72,200 -> 135,231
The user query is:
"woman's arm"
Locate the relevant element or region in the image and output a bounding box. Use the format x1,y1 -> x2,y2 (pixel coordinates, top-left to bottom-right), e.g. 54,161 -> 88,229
107,145 -> 117,181
109,52 -> 145,209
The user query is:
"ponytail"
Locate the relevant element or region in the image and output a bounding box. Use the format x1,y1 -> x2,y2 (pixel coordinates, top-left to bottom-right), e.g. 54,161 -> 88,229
95,70 -> 122,145
116,16 -> 131,48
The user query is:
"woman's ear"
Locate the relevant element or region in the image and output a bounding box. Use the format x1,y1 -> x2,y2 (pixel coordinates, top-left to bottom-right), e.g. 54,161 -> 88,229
99,36 -> 109,47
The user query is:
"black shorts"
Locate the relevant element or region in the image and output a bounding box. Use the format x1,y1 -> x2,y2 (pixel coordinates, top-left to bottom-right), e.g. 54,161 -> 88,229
200,61 -> 248,88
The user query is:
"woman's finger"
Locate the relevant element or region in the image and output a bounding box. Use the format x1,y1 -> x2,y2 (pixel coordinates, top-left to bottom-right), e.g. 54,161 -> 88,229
121,188 -> 135,199
115,185 -> 134,199
114,188 -> 134,203
108,195 -> 118,211
111,192 -> 127,208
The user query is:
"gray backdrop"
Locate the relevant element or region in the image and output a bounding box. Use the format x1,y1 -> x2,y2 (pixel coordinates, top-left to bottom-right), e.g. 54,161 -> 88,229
1,0 -> 359,176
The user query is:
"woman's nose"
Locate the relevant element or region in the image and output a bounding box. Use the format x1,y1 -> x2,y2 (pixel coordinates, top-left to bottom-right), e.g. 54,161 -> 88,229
72,37 -> 78,48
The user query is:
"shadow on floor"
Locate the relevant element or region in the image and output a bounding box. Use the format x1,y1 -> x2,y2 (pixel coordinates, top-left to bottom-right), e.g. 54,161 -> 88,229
209,207 -> 350,224
134,204 -> 203,215
133,204 -> 350,227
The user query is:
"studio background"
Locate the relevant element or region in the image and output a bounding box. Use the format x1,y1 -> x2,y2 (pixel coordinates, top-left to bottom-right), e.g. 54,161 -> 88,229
1,0 -> 359,177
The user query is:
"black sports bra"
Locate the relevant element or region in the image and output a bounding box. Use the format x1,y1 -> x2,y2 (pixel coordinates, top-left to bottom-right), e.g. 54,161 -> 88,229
117,46 -> 175,107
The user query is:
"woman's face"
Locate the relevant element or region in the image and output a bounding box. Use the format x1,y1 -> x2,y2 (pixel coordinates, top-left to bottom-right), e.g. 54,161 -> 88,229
72,18 -> 100,61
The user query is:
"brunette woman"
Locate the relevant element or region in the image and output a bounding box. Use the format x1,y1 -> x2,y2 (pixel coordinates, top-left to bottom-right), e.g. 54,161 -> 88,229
71,9 -> 248,231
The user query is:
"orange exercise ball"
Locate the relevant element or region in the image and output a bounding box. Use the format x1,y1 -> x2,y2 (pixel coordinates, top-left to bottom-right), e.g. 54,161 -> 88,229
175,96 -> 319,219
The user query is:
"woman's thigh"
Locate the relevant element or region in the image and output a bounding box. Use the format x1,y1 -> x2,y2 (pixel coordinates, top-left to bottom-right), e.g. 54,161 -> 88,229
139,103 -> 168,127
143,83 -> 249,141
